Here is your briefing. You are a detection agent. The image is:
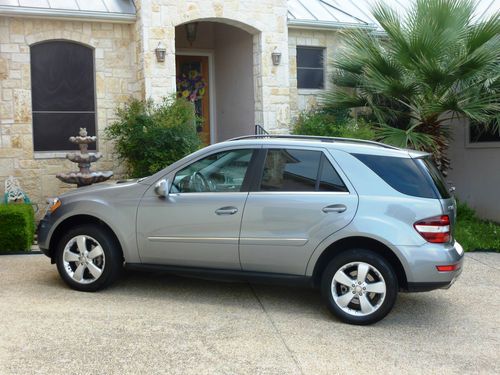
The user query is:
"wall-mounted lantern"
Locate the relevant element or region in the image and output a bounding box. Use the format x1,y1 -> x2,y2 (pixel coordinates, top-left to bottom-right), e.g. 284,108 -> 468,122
155,42 -> 166,62
185,22 -> 199,46
271,49 -> 281,66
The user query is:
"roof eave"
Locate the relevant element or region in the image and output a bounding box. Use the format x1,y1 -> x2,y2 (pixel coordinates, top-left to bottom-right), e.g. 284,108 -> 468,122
0,5 -> 136,24
287,18 -> 377,31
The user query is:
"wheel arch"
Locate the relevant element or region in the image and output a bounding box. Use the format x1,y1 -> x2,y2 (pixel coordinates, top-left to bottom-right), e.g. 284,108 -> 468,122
311,236 -> 408,290
48,214 -> 123,263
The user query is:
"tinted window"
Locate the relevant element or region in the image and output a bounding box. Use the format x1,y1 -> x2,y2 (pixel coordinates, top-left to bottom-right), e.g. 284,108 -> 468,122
172,149 -> 254,193
319,154 -> 348,192
353,154 -> 438,198
260,149 -> 320,191
469,120 -> 500,143
30,41 -> 96,151
296,47 -> 325,89
416,158 -> 451,199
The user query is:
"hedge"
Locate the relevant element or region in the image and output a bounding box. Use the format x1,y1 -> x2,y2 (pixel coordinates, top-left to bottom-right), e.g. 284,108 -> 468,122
0,204 -> 35,252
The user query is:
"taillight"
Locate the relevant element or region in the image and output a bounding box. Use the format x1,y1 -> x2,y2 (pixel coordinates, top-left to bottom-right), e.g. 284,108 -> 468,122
414,215 -> 450,243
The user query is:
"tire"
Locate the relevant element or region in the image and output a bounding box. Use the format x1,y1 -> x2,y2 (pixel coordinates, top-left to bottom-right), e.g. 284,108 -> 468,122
321,249 -> 398,325
55,224 -> 123,292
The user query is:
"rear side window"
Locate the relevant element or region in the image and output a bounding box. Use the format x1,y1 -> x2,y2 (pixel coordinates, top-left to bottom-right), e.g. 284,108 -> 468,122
415,158 -> 451,199
353,154 -> 438,198
259,149 -> 348,192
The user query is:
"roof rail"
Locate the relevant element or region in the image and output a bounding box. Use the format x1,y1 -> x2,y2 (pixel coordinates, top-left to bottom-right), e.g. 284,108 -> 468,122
227,134 -> 399,149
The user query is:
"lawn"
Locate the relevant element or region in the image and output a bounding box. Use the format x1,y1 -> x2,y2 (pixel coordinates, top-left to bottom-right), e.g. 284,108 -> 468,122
455,202 -> 500,252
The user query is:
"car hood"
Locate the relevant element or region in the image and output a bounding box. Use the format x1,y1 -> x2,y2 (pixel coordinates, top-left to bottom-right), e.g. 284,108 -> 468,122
58,179 -> 146,200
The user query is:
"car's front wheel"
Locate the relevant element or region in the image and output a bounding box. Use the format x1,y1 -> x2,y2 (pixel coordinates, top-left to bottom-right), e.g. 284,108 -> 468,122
56,224 -> 122,292
321,249 -> 398,325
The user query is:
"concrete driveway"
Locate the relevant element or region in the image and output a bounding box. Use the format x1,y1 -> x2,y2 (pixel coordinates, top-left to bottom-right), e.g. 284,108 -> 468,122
0,253 -> 498,375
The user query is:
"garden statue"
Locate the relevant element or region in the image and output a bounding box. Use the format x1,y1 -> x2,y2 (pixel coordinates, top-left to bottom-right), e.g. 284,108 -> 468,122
56,128 -> 113,187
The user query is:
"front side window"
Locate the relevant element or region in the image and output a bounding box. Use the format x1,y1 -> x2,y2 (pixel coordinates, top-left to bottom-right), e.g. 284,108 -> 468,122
259,149 -> 347,192
297,46 -> 325,89
30,41 -> 96,152
172,149 -> 254,193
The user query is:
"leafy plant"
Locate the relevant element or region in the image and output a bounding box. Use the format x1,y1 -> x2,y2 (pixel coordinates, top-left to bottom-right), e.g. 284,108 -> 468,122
455,202 -> 500,252
105,97 -> 201,178
0,204 -> 35,252
292,108 -> 376,140
324,0 -> 500,172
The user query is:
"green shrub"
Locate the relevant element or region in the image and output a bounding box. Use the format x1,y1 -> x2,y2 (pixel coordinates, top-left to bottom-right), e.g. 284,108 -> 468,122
0,204 -> 35,252
455,202 -> 500,252
292,108 -> 376,140
105,97 -> 202,178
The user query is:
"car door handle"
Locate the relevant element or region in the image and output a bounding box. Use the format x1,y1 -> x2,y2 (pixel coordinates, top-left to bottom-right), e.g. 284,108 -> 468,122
322,204 -> 347,213
215,206 -> 238,215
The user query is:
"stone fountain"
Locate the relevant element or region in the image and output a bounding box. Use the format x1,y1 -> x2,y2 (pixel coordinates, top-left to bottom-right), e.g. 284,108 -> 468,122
56,128 -> 113,187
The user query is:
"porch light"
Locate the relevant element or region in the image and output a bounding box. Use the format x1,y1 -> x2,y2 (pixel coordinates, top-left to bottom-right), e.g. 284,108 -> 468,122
271,50 -> 281,66
155,42 -> 166,62
185,22 -> 198,46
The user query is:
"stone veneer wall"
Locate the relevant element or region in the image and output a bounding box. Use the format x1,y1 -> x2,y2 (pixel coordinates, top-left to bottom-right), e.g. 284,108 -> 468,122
288,28 -> 342,123
0,17 -> 137,216
134,0 -> 291,133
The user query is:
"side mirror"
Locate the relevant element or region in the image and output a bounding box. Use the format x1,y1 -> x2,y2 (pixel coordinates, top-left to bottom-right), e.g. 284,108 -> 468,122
154,179 -> 170,198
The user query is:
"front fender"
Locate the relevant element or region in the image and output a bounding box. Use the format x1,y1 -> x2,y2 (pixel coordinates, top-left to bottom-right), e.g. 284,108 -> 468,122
40,198 -> 142,263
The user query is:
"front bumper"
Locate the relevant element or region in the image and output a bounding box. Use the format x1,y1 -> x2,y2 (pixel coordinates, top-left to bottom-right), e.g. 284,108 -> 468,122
399,240 -> 465,292
37,216 -> 54,258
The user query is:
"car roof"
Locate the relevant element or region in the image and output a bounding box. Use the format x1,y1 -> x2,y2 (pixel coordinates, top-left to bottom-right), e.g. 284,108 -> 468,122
221,135 -> 429,158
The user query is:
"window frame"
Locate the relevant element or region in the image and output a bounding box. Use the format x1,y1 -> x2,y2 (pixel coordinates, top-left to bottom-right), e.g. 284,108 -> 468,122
30,39 -> 98,158
250,147 -> 349,194
296,46 -> 326,91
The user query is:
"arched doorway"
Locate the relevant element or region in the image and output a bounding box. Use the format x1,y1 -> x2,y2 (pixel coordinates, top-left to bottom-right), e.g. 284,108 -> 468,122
175,20 -> 258,144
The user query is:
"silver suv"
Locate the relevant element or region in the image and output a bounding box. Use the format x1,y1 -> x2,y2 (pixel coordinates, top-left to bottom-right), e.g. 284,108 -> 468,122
38,135 -> 464,325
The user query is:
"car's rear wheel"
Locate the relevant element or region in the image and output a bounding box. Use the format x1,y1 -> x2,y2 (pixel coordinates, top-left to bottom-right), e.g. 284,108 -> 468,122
56,224 -> 122,292
321,249 -> 398,325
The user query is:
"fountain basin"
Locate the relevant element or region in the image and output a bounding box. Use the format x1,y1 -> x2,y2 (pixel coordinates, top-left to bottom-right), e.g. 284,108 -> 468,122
69,136 -> 97,144
56,171 -> 114,187
66,152 -> 102,164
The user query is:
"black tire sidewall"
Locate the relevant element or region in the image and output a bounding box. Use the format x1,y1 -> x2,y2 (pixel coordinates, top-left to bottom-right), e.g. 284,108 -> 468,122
321,249 -> 398,325
56,224 -> 122,292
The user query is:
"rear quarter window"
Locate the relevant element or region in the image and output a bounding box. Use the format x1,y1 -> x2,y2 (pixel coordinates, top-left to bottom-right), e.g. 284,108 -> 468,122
352,154 -> 438,198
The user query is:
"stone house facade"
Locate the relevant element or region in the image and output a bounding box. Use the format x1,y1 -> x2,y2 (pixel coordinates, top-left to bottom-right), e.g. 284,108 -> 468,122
0,0 -> 499,221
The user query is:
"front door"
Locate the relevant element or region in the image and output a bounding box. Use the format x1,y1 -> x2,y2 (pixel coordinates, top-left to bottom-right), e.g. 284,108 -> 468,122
137,148 -> 257,269
176,55 -> 210,145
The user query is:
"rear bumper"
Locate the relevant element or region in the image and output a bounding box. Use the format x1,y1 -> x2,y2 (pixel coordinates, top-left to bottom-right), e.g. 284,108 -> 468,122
406,262 -> 463,291
398,240 -> 464,290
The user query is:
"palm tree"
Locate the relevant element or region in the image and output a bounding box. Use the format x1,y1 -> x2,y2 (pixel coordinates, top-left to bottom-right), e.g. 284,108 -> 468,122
324,0 -> 500,172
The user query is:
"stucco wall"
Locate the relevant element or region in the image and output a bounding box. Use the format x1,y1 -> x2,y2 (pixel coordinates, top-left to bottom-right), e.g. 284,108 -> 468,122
0,17 -> 137,214
447,119 -> 500,222
288,28 -> 342,123
214,24 -> 255,141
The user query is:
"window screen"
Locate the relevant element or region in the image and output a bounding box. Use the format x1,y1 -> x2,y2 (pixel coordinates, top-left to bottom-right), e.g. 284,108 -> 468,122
469,120 -> 500,143
297,47 -> 325,89
30,41 -> 96,151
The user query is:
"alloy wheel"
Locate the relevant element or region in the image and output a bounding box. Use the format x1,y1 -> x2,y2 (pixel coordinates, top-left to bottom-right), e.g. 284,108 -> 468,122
331,261 -> 387,317
62,235 -> 106,284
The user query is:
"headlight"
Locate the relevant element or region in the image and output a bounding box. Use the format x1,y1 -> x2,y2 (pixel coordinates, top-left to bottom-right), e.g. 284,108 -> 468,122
46,197 -> 62,215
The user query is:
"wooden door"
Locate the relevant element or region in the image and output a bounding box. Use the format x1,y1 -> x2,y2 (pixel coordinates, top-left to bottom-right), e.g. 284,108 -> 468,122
176,55 -> 210,145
